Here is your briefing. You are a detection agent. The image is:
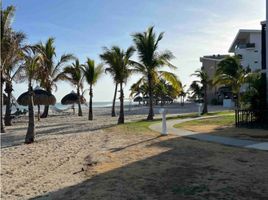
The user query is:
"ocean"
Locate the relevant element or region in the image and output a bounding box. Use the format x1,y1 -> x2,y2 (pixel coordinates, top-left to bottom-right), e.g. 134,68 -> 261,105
2,100 -> 138,113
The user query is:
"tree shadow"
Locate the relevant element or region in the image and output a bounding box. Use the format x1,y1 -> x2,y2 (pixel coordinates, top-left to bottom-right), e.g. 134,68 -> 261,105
28,135 -> 268,200
1,122 -> 117,148
109,136 -> 162,153
189,126 -> 268,143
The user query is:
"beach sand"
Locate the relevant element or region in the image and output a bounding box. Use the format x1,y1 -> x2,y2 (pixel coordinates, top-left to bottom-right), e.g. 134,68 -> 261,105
1,103 -> 228,148
2,104 -> 266,199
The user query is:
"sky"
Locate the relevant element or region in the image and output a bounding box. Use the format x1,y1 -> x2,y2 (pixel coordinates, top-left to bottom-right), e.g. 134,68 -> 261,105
3,0 -> 266,102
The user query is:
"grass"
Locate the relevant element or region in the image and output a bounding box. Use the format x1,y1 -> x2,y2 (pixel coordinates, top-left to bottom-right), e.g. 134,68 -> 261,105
122,120 -> 158,132
122,110 -> 234,132
174,115 -> 235,129
172,110 -> 233,120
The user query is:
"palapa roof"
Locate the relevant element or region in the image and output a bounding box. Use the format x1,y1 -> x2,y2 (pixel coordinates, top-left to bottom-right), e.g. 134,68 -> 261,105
133,96 -> 143,102
17,89 -> 56,106
61,91 -> 86,105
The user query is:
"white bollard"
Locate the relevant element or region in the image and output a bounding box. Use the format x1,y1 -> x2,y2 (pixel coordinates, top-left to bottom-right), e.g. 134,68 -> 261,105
197,103 -> 203,116
159,108 -> 167,135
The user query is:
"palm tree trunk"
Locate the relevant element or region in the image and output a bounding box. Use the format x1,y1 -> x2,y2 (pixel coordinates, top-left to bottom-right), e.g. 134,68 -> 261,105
237,92 -> 241,109
4,81 -> 12,126
40,88 -> 51,118
111,83 -> 118,117
1,77 -> 5,133
147,74 -> 154,120
77,87 -> 82,116
40,105 -> 49,118
118,82 -> 124,124
88,85 -> 93,120
25,84 -> 35,144
37,105 -> 40,121
72,104 -> 75,115
202,85 -> 208,114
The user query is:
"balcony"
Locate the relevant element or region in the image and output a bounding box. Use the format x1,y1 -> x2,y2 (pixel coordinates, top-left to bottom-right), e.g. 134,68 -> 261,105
235,43 -> 256,49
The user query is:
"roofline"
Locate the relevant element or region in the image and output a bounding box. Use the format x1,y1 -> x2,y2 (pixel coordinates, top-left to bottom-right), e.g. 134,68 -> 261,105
200,55 -> 229,62
228,29 -> 261,53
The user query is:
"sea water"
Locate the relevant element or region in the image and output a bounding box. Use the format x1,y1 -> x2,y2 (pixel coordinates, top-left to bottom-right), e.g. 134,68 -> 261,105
2,100 -> 137,113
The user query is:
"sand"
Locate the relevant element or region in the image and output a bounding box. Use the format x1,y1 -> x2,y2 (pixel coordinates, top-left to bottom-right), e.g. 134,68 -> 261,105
1,103 -> 228,148
2,104 -> 267,199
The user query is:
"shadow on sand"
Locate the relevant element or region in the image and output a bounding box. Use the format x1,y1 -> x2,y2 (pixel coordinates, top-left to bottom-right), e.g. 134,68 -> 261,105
1,122 -> 117,148
29,130 -> 268,200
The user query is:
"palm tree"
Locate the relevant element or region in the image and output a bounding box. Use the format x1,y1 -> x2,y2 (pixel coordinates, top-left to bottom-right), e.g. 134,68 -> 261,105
241,72 -> 263,109
100,46 -> 135,124
3,31 -> 26,126
214,56 -> 249,108
191,69 -> 211,114
1,5 -> 16,132
179,85 -> 188,106
188,81 -> 203,102
132,26 -> 178,120
22,48 -> 42,143
63,59 -> 84,116
130,77 -> 181,106
111,83 -> 118,117
154,80 -> 168,105
99,49 -> 118,117
82,58 -> 103,120
36,37 -> 74,118
129,77 -> 147,98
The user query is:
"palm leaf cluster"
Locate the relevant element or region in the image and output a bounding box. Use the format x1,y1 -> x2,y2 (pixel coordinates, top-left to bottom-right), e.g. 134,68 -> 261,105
214,56 -> 258,108
189,56 -> 263,113
82,58 -> 103,120
100,46 -> 135,124
131,26 -> 180,120
130,77 -> 181,104
1,6 -> 27,126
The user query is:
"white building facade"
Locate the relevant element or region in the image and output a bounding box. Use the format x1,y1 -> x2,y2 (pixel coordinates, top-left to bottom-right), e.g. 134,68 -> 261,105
229,30 -> 262,71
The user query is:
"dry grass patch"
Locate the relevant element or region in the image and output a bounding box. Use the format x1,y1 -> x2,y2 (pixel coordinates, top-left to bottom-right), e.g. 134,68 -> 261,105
174,115 -> 268,142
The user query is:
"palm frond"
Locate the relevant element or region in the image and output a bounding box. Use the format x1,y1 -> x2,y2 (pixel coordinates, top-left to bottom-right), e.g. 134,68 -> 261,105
159,71 -> 182,91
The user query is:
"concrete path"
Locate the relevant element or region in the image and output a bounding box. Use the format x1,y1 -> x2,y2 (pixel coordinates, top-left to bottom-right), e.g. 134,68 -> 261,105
149,117 -> 268,151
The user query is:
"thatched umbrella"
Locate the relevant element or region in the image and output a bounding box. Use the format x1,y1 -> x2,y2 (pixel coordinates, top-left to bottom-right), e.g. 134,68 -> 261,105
61,91 -> 86,114
133,96 -> 143,105
17,87 -> 56,121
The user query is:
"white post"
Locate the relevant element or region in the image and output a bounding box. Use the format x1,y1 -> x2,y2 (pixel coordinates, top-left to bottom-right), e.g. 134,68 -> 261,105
128,98 -> 132,111
159,108 -> 167,135
198,103 -> 202,116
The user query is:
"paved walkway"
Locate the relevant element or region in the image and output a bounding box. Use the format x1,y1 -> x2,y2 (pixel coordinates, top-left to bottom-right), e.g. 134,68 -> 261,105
149,117 -> 268,151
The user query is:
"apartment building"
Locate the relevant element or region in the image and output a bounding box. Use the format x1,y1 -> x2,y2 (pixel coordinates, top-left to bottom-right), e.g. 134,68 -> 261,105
200,55 -> 229,103
229,29 -> 262,71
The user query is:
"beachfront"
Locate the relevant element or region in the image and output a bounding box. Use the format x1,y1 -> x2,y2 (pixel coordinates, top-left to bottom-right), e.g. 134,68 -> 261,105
1,103 -> 228,147
1,104 -> 268,199
1,0 -> 268,199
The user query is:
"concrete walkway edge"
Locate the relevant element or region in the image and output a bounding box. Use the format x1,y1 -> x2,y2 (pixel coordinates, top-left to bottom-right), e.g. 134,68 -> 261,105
149,116 -> 268,151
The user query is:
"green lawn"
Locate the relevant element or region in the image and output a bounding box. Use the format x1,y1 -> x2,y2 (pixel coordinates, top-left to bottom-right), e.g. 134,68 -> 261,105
123,110 -> 234,131
171,110 -> 234,120
174,115 -> 235,129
